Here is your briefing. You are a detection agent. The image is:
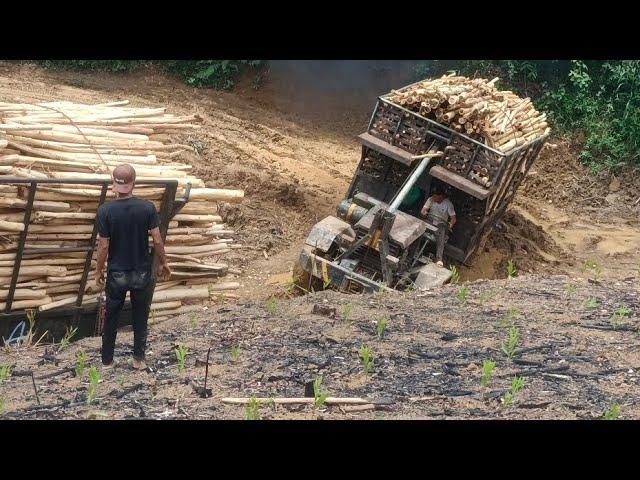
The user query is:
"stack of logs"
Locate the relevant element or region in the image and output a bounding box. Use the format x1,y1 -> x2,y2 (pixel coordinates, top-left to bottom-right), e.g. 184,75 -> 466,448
387,74 -> 550,154
0,100 -> 244,320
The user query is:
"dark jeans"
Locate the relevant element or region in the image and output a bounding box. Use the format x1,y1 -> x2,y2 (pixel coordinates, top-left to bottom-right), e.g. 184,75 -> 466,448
101,269 -> 153,364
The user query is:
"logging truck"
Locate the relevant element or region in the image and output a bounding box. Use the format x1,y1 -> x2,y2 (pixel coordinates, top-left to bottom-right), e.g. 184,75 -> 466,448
298,78 -> 549,293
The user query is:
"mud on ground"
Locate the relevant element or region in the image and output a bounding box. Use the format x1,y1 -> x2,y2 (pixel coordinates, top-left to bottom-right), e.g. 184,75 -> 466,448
1,275 -> 638,419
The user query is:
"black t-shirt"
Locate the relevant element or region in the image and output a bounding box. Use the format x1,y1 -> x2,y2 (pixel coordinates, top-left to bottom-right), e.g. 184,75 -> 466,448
96,197 -> 160,272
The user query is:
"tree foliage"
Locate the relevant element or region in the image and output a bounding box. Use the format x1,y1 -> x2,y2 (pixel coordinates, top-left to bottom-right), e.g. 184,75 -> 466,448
414,60 -> 640,172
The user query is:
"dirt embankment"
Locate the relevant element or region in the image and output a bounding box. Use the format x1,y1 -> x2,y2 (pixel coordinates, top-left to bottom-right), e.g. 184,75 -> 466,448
1,275 -> 638,419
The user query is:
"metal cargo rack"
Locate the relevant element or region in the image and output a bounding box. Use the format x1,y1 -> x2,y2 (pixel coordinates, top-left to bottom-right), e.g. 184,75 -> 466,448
0,178 -> 190,345
349,91 -> 549,262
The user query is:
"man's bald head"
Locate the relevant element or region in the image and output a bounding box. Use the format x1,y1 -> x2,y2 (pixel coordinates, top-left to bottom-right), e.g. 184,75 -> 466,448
112,164 -> 136,195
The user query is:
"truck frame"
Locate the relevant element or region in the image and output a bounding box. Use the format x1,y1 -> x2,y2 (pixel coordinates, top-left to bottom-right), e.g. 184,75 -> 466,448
298,80 -> 549,293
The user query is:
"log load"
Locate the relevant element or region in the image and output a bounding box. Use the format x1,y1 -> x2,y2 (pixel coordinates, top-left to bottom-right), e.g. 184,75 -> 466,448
0,100 -> 244,313
386,74 -> 550,153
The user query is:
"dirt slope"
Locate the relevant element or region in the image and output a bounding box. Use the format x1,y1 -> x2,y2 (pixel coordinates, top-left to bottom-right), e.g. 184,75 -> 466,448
1,275 -> 638,419
1,62 -> 639,298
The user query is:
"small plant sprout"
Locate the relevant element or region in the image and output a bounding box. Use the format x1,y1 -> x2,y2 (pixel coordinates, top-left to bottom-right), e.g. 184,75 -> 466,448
358,345 -> 373,374
189,313 -> 197,329
59,326 -> 78,351
231,344 -> 239,361
503,376 -> 526,407
245,397 -> 261,420
0,364 -> 11,384
564,283 -> 577,297
342,304 -> 352,322
610,305 -> 630,330
286,275 -> 300,293
592,265 -> 603,282
150,309 -> 157,322
75,352 -> 87,378
0,395 -> 5,412
500,306 -> 519,327
457,286 -> 469,304
581,259 -> 596,273
376,317 -> 388,339
449,265 -> 460,284
87,366 -> 100,404
313,375 -> 329,408
323,278 -> 332,290
481,360 -> 496,387
583,298 -> 599,309
506,259 -> 517,279
602,402 -> 620,420
24,309 -> 37,346
501,325 -> 520,360
119,374 -> 125,387
266,296 -> 277,315
175,344 -> 188,373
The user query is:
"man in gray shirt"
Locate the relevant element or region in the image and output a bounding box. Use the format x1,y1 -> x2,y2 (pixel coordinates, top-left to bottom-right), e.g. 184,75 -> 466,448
420,187 -> 457,267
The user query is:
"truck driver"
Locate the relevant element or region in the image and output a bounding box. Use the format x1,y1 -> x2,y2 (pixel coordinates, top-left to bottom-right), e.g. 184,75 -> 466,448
420,187 -> 457,267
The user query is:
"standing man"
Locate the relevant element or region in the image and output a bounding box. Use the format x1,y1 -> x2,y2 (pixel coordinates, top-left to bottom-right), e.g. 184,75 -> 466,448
420,187 -> 457,267
95,164 -> 171,370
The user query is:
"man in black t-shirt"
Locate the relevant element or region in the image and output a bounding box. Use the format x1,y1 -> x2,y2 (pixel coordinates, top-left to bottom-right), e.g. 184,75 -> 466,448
96,164 -> 171,370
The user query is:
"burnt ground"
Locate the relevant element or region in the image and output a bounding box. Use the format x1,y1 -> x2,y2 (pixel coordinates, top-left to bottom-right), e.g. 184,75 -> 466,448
1,275 -> 638,419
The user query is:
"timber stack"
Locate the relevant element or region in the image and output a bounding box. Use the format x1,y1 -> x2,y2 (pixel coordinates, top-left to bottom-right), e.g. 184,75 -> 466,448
0,100 -> 243,319
387,74 -> 550,153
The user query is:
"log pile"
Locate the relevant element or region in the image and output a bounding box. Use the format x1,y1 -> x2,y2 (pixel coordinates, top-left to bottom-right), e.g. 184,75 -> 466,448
0,100 -> 244,314
387,74 -> 550,153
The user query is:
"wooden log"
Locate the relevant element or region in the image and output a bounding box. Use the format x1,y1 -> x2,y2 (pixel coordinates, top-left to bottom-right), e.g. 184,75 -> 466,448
151,287 -> 209,303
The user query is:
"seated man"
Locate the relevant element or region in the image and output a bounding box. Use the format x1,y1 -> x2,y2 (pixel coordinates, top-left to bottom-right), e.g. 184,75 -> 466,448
420,187 -> 457,267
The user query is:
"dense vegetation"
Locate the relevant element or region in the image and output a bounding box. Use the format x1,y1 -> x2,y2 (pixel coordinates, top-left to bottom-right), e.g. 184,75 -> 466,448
416,60 -> 640,173
41,60 -> 264,90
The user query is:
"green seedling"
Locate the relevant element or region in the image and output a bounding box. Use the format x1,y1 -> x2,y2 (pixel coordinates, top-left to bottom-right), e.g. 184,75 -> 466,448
449,265 -> 460,284
610,305 -> 629,330
266,296 -> 277,315
506,259 -> 517,279
75,352 -> 87,378
503,376 -> 526,407
342,304 -> 352,322
358,345 -> 373,374
602,402 -> 620,420
87,366 -> 100,404
313,375 -> 329,408
23,309 -> 37,346
119,374 -> 125,388
0,395 -> 5,412
564,283 -> 577,297
0,364 -> 11,381
231,344 -> 239,361
245,397 -> 261,420
323,278 -> 332,290
581,259 -> 596,273
150,309 -> 157,322
501,325 -> 519,360
175,344 -> 188,373
189,313 -> 197,329
59,326 -> 78,351
376,317 -> 388,339
286,275 -> 301,293
151,382 -> 158,401
481,360 -> 496,387
457,286 -> 469,304
0,364 -> 11,384
500,306 -> 519,327
592,266 -> 603,282
583,298 -> 599,309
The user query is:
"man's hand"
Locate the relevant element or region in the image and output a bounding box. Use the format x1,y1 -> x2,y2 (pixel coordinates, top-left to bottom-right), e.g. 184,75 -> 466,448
448,221 -> 454,230
157,262 -> 171,282
420,206 -> 428,217
96,268 -> 105,289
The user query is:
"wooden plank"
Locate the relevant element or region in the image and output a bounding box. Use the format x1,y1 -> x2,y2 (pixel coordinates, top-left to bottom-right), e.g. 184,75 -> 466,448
357,133 -> 415,166
428,165 -> 490,200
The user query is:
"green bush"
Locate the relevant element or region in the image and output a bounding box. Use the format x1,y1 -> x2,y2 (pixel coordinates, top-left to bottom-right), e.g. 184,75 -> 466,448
413,60 -> 640,172
41,60 -> 143,72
